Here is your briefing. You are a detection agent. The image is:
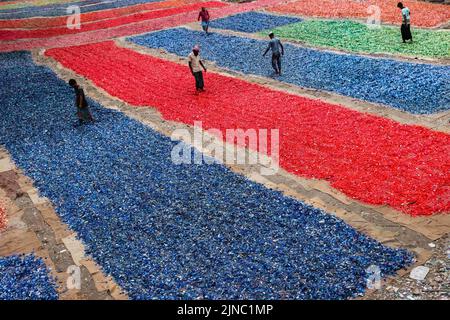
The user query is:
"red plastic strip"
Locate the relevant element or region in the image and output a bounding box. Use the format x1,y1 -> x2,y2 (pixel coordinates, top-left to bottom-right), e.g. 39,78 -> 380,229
0,204 -> 6,230
0,0 -> 285,52
0,2 -> 226,40
0,0 -> 207,29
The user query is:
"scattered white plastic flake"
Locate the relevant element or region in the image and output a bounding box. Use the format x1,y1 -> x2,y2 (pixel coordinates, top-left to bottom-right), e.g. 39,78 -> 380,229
409,266 -> 430,281
428,243 -> 436,248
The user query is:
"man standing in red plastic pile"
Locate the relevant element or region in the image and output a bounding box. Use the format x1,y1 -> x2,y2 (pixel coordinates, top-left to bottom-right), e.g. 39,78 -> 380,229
188,45 -> 207,93
198,7 -> 210,34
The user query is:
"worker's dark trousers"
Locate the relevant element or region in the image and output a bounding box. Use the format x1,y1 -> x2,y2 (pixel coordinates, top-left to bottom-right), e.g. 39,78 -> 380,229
272,52 -> 281,73
193,71 -> 204,90
401,23 -> 412,41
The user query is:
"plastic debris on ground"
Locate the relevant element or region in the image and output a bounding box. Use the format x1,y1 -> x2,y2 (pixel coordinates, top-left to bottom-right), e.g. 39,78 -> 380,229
0,2 -> 226,41
0,0 -> 200,29
269,20 -> 450,59
46,41 -> 450,216
210,11 -> 302,33
0,203 -> 6,230
0,0 -> 162,19
128,28 -> 450,114
269,0 -> 450,28
0,51 -> 413,299
409,266 -> 430,281
0,254 -> 58,300
0,0 -> 90,11
0,0 -> 283,51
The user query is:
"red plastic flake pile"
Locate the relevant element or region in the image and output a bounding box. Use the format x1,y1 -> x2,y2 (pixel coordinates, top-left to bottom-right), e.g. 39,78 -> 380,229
0,203 -> 6,230
0,2 -> 227,40
269,0 -> 450,28
0,0 -> 23,7
0,0 -> 285,52
45,41 -> 450,216
0,0 -> 200,29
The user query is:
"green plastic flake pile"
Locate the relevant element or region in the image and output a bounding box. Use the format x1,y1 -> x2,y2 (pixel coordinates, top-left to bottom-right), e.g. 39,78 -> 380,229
265,20 -> 450,59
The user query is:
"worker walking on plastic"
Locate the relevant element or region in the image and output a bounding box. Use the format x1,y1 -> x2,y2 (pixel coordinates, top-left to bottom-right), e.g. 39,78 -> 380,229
397,2 -> 412,43
188,45 -> 207,93
198,7 -> 210,34
69,79 -> 94,126
263,32 -> 284,76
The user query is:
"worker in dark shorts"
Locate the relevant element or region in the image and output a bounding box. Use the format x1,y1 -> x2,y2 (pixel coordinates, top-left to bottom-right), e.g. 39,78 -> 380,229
397,2 -> 412,43
188,45 -> 207,93
69,79 -> 94,126
263,32 -> 284,76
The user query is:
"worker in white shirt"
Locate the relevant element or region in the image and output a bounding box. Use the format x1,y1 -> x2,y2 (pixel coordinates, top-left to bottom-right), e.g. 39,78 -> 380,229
188,45 -> 207,92
397,2 -> 412,43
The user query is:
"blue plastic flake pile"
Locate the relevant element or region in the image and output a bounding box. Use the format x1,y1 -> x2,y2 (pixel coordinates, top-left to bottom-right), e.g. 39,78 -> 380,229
129,28 -> 450,114
0,0 -> 161,19
0,51 -> 414,299
0,254 -> 58,300
210,11 -> 302,33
